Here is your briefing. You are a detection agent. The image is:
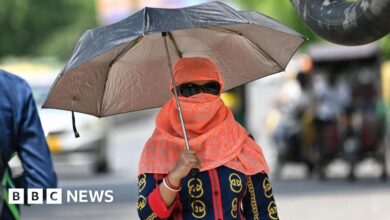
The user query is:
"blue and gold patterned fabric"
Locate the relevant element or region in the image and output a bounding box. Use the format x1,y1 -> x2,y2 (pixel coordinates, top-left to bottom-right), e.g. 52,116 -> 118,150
138,166 -> 279,220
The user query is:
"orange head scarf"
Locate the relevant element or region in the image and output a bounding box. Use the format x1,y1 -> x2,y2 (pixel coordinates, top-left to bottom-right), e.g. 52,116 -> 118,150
138,57 -> 269,175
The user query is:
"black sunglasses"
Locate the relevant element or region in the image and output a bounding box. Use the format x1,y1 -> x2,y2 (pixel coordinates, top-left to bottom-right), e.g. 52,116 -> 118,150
177,81 -> 221,97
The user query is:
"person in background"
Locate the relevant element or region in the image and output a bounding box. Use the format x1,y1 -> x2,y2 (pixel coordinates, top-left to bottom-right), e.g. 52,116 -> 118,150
137,57 -> 278,220
312,73 -> 351,126
312,73 -> 351,178
0,69 -> 57,220
272,71 -> 312,177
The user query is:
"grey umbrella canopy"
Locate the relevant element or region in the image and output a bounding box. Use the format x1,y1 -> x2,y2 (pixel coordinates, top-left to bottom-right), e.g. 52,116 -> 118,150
43,1 -> 306,117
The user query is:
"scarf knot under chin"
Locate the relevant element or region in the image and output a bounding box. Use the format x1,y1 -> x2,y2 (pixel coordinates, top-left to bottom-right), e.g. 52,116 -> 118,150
138,93 -> 269,175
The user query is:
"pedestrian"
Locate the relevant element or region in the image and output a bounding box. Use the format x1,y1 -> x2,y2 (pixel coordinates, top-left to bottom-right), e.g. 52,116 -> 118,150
137,57 -> 279,220
0,69 -> 58,220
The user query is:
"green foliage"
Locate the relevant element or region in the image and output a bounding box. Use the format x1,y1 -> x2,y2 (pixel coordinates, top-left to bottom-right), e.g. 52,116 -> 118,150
0,0 -> 97,60
380,37 -> 390,60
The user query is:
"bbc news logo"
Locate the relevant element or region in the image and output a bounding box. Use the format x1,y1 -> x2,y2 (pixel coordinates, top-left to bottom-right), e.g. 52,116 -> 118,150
8,189 -> 114,204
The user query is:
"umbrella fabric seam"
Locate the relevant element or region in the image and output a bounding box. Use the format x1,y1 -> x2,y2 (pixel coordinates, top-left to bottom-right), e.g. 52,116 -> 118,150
204,25 -> 300,68
99,38 -> 143,116
244,34 -> 284,69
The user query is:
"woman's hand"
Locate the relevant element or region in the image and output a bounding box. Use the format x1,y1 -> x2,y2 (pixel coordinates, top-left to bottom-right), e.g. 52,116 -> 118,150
159,151 -> 199,207
168,150 -> 200,186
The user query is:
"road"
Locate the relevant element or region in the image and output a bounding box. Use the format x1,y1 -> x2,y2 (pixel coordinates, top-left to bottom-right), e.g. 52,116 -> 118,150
21,168 -> 390,220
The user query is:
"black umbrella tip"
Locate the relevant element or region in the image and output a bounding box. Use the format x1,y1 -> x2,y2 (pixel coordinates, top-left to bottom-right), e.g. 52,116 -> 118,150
72,111 -> 81,138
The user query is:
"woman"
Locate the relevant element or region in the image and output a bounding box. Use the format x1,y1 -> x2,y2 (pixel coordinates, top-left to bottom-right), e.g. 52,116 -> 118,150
137,57 -> 279,220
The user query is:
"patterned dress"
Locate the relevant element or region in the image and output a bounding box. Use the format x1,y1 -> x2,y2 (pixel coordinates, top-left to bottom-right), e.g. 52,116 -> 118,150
137,166 -> 279,220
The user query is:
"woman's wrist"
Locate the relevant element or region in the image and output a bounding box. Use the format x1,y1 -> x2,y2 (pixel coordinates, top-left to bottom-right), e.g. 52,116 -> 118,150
163,177 -> 181,192
167,172 -> 182,188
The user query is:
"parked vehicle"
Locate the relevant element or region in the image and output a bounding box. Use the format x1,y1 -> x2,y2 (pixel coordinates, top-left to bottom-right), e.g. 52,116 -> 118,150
271,43 -> 389,181
307,43 -> 388,181
1,60 -> 111,174
270,67 -> 314,178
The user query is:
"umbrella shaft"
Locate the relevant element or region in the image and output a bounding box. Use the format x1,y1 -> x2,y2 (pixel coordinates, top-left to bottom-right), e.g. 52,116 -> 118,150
162,32 -> 191,151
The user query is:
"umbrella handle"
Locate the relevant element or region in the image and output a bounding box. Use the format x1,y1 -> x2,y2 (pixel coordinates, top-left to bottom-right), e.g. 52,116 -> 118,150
162,32 -> 191,151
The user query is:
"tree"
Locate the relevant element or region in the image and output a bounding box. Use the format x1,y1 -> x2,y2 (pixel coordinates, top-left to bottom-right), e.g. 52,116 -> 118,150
0,0 -> 97,60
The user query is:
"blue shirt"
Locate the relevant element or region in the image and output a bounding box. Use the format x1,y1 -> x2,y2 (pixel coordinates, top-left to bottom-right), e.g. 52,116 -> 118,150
0,69 -> 57,189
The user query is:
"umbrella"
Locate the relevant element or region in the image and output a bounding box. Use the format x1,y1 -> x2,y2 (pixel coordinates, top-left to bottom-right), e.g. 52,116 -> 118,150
43,1 -> 306,151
